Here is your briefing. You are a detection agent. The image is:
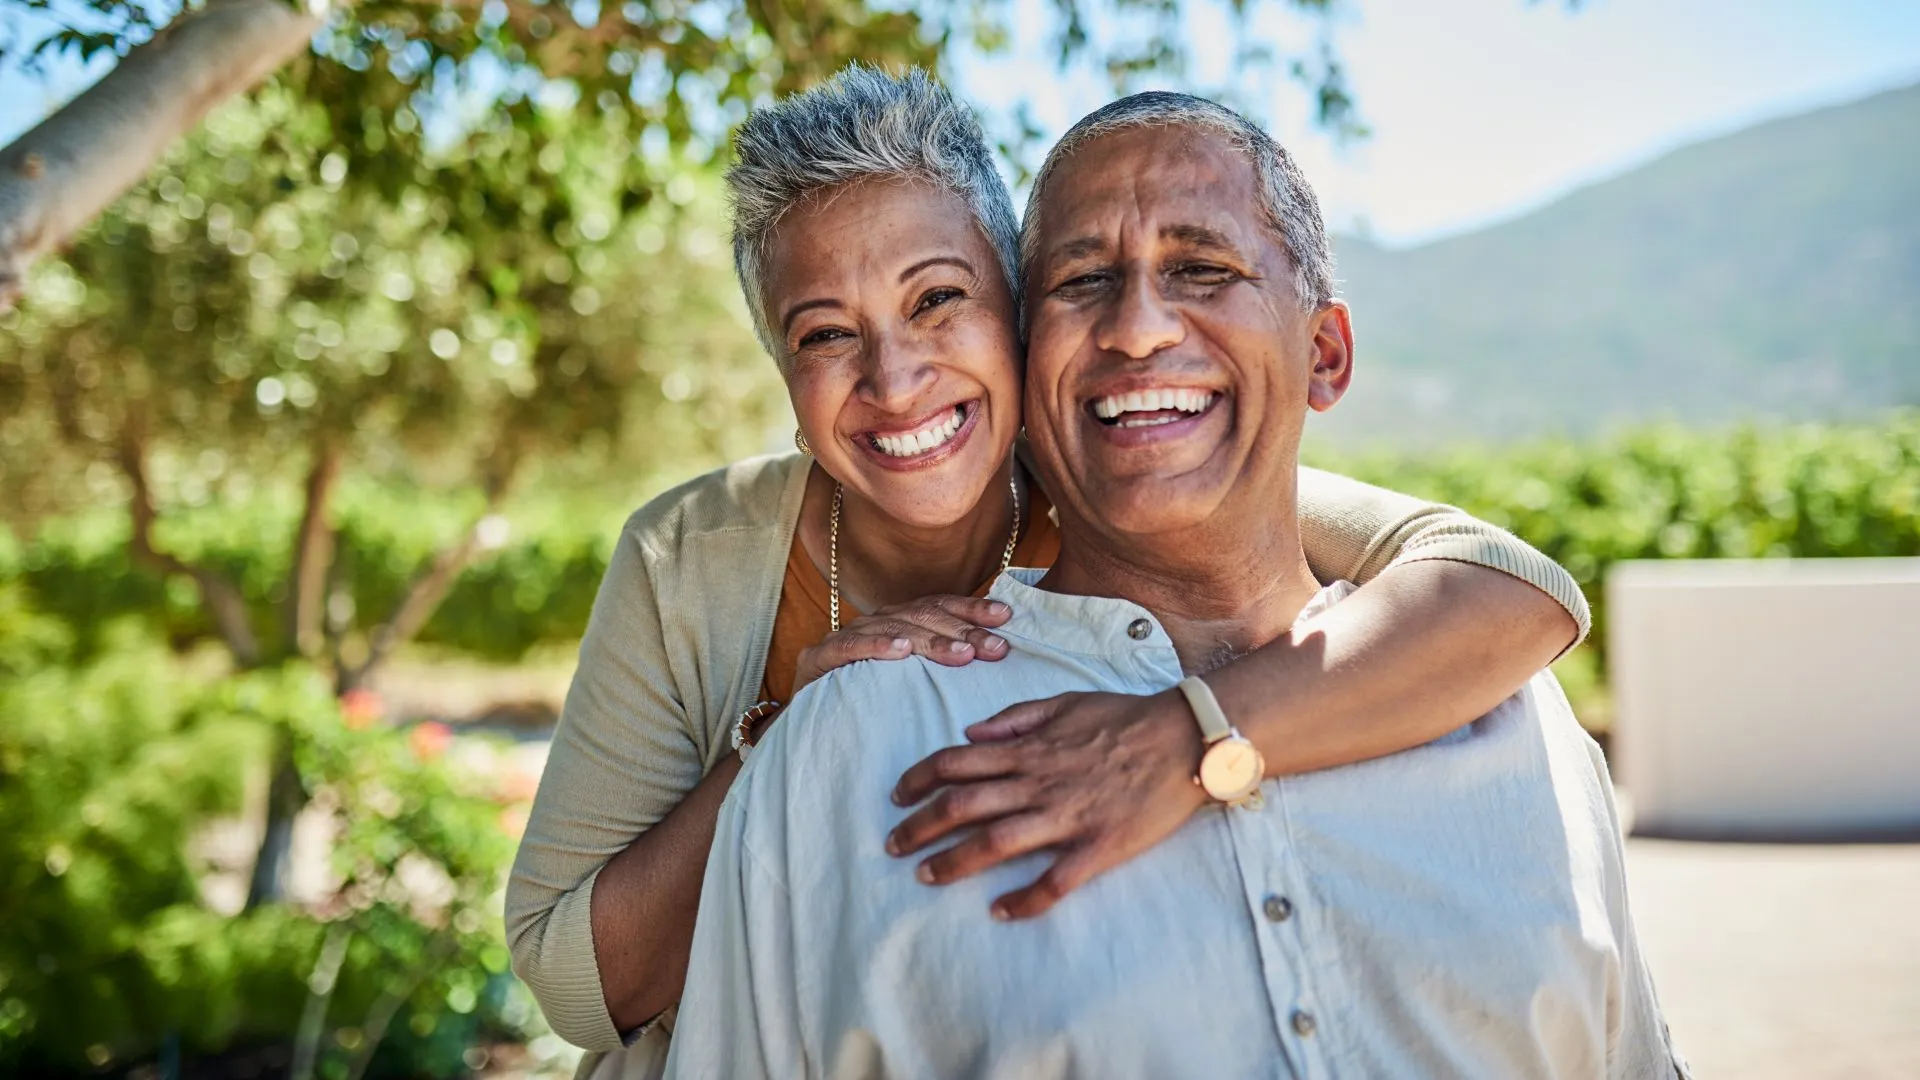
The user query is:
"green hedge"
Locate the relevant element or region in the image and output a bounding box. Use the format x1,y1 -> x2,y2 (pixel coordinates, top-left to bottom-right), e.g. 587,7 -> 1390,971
6,415 -> 1918,674
0,483 -> 623,663
1315,413 -> 1920,669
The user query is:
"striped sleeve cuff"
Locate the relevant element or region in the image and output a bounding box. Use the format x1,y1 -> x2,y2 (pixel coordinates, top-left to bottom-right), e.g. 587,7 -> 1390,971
1385,528 -> 1593,650
517,865 -> 625,1052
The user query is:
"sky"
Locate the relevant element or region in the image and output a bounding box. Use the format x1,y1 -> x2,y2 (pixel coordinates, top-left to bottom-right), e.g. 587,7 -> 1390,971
950,0 -> 1920,245
5,0 -> 1919,248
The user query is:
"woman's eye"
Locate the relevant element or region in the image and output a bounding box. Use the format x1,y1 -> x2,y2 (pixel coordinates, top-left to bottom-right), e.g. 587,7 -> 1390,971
914,287 -> 963,314
798,327 -> 851,348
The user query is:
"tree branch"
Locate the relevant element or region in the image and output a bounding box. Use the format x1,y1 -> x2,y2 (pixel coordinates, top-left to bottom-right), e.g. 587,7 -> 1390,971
0,0 -> 331,310
288,441 -> 343,659
118,432 -> 262,667
342,462 -> 515,690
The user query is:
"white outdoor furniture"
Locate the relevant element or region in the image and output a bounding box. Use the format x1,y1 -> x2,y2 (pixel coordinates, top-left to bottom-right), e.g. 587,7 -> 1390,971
1608,558 -> 1920,838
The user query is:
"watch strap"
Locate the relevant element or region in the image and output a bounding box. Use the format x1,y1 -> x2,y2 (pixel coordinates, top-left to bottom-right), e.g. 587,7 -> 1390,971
1177,676 -> 1232,745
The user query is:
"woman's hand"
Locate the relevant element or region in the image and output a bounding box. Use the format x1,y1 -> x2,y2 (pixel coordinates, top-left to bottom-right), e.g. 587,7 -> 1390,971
792,595 -> 1014,694
886,688 -> 1209,920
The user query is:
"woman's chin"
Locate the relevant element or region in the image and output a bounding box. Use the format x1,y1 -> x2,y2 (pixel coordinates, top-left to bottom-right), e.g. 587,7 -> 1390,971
843,450 -> 1010,535
855,480 -> 999,534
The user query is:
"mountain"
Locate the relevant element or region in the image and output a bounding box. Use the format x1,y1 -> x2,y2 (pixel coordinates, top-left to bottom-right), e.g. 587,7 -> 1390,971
1313,81 -> 1920,446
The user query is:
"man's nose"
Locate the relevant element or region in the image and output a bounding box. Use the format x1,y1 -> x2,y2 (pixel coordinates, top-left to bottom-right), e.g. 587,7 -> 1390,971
857,331 -> 939,412
1093,272 -> 1185,359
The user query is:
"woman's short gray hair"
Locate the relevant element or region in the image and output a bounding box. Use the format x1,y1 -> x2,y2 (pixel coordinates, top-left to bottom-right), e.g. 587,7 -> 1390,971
1021,92 -> 1335,313
726,65 -> 1021,356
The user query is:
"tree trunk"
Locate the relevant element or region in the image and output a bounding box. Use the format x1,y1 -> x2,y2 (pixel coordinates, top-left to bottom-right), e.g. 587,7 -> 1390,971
287,443 -> 343,659
244,748 -> 307,908
249,470 -> 514,907
0,0 -> 329,310
119,432 -> 263,667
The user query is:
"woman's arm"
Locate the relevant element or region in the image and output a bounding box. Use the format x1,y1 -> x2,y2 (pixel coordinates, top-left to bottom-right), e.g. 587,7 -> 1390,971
885,470 -> 1589,918
583,753 -> 740,1031
505,520 -> 707,1051
1296,464 -> 1588,650
1200,557 -> 1573,774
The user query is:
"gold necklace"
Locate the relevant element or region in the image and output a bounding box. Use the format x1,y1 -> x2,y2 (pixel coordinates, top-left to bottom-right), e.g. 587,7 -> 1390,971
830,471 -> 1022,633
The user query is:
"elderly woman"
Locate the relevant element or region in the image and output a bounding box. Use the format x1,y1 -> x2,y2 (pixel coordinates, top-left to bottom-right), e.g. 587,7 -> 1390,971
508,67 -> 1590,1079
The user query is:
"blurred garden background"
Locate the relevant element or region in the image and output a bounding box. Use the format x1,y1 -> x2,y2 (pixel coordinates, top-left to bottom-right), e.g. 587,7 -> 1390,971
2,0 -> 1917,1076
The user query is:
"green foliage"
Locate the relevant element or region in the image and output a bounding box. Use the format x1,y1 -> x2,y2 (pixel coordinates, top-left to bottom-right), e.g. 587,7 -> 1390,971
0,82 -> 788,525
0,603 -> 288,1065
1321,82 -> 1920,445
9,416 -> 1917,676
0,590 -> 541,1075
1311,413 -> 1920,671
0,475 -> 627,662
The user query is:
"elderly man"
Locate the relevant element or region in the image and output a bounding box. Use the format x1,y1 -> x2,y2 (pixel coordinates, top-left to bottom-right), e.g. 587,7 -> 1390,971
663,93 -> 1684,1080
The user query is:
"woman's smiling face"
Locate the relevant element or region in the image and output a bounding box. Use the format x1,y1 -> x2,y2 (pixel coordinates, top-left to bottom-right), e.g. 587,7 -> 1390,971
763,177 -> 1023,529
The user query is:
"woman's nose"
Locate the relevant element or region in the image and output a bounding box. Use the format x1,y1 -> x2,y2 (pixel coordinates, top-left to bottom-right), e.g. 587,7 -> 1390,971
857,332 -> 939,411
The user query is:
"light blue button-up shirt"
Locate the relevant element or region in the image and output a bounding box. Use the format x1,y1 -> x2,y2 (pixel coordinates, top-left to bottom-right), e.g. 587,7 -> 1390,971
666,571 -> 1683,1080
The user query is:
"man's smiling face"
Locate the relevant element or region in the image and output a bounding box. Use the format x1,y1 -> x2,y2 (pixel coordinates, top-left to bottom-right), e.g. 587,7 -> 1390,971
1022,123 -> 1353,547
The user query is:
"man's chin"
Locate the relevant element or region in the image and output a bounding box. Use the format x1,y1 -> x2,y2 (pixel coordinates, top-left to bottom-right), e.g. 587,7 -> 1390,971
1073,478 -> 1228,540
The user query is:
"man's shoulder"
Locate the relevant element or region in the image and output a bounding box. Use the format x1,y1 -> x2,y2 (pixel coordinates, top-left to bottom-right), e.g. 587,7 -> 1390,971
741,648 -> 1076,806
1508,668 -> 1600,752
751,656 -> 953,769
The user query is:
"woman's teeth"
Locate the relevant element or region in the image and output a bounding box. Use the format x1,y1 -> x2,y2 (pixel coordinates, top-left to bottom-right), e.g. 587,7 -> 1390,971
1091,388 -> 1216,426
871,406 -> 966,457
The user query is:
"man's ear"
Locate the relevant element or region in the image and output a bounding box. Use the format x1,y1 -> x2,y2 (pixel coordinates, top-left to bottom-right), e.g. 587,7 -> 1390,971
1305,300 -> 1354,413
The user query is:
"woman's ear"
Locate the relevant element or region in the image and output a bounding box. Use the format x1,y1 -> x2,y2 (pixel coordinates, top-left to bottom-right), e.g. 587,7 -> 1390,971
1306,301 -> 1354,413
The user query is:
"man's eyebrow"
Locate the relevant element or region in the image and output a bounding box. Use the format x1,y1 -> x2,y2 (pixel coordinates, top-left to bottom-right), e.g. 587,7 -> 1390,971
1160,223 -> 1241,253
898,255 -> 976,283
781,298 -> 842,335
1046,235 -> 1110,264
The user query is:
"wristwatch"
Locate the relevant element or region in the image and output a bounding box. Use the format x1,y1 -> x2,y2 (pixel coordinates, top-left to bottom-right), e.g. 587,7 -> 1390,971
1176,676 -> 1265,807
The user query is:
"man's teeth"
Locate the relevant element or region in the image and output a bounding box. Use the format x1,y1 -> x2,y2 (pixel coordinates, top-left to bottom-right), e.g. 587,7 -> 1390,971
1091,388 -> 1216,422
872,407 -> 966,457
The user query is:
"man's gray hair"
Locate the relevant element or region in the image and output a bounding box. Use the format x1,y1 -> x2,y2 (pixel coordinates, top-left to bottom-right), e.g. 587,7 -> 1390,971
726,65 -> 1021,356
1020,91 -> 1335,312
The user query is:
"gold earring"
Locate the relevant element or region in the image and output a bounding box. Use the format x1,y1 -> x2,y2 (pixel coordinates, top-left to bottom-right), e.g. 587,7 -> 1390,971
794,427 -> 812,455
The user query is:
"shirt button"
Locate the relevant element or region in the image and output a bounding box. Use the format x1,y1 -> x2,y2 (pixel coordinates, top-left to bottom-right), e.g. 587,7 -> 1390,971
1262,894 -> 1294,923
1126,618 -> 1152,640
1291,1009 -> 1317,1037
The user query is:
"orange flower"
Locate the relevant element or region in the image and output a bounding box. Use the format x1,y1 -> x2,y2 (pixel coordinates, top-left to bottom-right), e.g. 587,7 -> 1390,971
340,688 -> 384,730
407,720 -> 454,761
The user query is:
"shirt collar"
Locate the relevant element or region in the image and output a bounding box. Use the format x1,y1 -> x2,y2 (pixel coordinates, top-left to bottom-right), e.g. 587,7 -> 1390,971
988,568 -> 1175,657
988,568 -> 1357,660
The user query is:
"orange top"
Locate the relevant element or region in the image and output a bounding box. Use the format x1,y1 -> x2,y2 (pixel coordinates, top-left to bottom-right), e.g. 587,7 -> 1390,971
757,487 -> 1062,705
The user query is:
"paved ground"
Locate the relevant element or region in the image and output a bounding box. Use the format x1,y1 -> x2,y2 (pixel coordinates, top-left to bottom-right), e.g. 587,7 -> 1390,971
1624,838 -> 1920,1079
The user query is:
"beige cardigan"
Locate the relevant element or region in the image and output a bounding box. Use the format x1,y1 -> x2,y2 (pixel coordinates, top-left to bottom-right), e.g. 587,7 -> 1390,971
505,452 -> 1589,1072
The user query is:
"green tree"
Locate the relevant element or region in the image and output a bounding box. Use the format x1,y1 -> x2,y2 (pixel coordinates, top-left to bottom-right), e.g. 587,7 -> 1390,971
0,0 -> 1368,903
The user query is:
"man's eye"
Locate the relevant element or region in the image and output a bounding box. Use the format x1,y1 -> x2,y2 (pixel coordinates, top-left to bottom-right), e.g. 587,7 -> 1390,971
1173,264 -> 1238,285
914,287 -> 963,315
1052,271 -> 1111,296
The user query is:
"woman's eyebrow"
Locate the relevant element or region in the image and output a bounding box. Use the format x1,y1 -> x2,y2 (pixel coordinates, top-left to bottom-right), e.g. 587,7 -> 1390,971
781,297 -> 843,335
897,255 -> 976,282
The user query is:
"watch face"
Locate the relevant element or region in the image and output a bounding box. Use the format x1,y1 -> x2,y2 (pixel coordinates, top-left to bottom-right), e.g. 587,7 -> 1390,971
1200,738 -> 1264,801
